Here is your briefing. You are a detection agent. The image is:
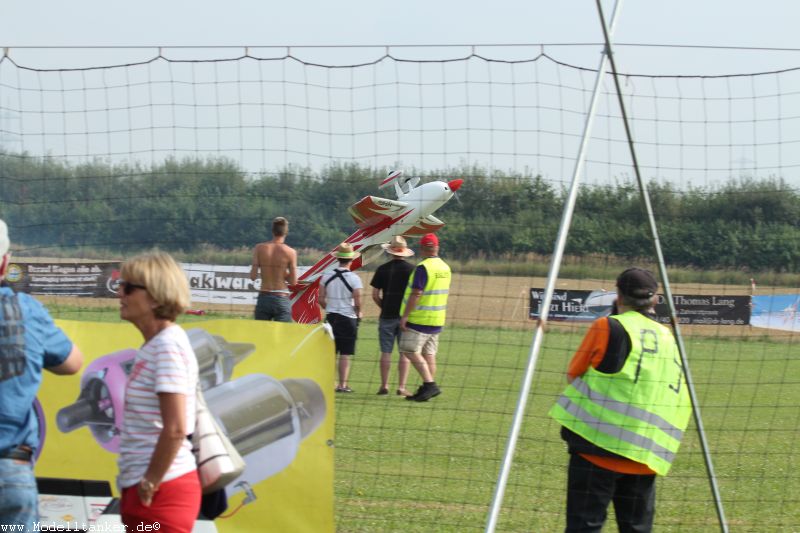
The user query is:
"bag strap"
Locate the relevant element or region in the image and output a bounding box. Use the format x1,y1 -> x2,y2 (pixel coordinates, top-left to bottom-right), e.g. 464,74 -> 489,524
324,269 -> 354,293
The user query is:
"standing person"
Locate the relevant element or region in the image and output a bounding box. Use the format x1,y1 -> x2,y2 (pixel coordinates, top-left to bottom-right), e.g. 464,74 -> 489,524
399,233 -> 451,402
549,267 -> 692,533
370,236 -> 415,396
116,252 -> 200,533
250,216 -> 298,322
319,243 -> 363,393
0,219 -> 83,530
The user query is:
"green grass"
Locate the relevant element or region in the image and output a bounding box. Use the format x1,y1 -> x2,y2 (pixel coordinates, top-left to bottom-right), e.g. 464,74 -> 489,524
48,306 -> 800,532
335,324 -> 800,532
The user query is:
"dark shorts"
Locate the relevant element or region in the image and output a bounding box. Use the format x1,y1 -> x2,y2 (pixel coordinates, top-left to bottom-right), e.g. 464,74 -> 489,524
254,292 -> 293,322
378,318 -> 402,353
326,313 -> 359,355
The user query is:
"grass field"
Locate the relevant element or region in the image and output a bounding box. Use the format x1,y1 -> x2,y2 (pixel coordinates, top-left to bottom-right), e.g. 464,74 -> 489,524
46,298 -> 800,532
333,322 -> 800,532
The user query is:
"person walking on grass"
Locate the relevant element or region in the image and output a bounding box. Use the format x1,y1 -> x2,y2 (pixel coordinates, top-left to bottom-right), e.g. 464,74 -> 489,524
319,243 -> 363,393
370,235 -> 415,396
250,216 -> 298,322
399,233 -> 451,402
549,267 -> 691,533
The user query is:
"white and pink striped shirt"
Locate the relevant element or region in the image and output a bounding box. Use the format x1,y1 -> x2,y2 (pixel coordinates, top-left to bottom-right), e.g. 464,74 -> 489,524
117,325 -> 198,489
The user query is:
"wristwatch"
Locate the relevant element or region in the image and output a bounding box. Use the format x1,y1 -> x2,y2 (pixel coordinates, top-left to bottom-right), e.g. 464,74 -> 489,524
140,478 -> 158,493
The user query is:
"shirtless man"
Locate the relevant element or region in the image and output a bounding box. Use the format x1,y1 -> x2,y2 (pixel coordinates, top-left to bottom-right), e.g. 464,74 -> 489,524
250,216 -> 298,322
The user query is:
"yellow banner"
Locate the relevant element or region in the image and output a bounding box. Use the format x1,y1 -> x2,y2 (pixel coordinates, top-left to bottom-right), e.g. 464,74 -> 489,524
36,319 -> 335,533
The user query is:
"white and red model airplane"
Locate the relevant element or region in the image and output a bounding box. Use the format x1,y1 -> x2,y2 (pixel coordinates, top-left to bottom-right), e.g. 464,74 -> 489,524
290,170 -> 463,324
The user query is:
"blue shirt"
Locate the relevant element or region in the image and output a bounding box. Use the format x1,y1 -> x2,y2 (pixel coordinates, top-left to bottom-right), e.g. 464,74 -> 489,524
0,286 -> 73,454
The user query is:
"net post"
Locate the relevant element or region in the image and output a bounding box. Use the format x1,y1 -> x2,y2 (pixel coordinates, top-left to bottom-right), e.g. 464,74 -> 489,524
484,1 -> 626,531
594,1 -> 730,531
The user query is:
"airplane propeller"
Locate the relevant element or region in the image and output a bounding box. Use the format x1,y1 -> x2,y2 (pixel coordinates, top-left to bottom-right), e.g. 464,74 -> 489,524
448,178 -> 464,205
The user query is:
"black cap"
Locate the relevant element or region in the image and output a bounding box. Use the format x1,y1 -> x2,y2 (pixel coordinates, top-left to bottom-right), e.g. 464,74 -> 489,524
616,267 -> 658,299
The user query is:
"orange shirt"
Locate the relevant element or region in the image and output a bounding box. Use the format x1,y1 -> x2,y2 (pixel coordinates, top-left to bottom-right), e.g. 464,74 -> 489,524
566,317 -> 656,476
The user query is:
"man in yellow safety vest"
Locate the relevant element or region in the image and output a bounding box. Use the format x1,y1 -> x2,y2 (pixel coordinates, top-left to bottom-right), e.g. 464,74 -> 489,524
549,267 -> 691,532
398,233 -> 451,402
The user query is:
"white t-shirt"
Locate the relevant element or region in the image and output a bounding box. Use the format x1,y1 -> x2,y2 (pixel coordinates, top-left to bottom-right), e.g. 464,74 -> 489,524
117,324 -> 198,489
321,268 -> 363,318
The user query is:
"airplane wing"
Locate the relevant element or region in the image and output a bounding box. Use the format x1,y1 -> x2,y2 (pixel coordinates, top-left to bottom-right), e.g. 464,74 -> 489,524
348,243 -> 385,271
402,215 -> 445,237
348,196 -> 408,229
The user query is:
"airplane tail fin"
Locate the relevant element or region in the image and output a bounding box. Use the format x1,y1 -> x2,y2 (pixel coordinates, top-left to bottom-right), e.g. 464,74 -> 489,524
378,169 -> 419,197
378,170 -> 403,191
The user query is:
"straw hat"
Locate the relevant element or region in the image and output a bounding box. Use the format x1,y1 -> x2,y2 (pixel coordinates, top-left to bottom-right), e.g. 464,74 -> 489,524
381,235 -> 414,257
331,242 -> 360,260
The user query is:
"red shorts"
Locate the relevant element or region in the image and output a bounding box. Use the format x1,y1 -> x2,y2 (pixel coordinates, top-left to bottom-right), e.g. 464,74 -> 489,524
121,470 -> 201,533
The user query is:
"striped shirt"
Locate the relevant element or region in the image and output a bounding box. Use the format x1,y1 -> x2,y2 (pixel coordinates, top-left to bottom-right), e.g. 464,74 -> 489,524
117,325 -> 198,489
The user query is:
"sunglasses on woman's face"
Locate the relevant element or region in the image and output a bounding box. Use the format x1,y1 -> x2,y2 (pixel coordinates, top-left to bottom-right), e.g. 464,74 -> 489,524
119,281 -> 147,295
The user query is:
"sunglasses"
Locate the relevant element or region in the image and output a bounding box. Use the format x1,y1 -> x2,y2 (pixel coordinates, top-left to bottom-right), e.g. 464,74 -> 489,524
119,280 -> 147,295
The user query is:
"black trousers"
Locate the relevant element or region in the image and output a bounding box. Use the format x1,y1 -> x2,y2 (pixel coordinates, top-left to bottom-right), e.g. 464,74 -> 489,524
565,453 -> 656,533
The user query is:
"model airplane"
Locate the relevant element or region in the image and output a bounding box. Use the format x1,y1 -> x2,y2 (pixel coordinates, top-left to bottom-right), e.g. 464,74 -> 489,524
290,170 -> 463,323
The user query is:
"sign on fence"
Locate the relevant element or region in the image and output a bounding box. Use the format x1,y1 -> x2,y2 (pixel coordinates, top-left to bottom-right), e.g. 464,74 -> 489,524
182,263 -> 260,305
529,288 -> 750,326
5,261 -> 308,306
750,294 -> 800,332
5,261 -> 120,297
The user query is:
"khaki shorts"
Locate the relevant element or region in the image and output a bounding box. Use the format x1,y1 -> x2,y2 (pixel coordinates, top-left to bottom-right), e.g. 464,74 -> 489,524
399,328 -> 439,356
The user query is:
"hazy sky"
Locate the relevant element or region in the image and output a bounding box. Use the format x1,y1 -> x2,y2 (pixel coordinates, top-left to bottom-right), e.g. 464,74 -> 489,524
2,1 -> 799,74
2,1 -> 800,189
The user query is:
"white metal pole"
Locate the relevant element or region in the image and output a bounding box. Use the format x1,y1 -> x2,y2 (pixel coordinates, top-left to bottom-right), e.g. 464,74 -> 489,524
484,2 -> 625,531
594,1 -> 729,529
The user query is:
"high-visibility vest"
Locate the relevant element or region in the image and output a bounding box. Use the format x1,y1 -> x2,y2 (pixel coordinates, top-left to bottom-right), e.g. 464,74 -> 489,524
549,311 -> 692,475
399,257 -> 451,327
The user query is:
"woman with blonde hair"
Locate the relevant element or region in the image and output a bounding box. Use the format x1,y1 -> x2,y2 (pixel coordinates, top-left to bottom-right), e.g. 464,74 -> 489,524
116,251 -> 200,532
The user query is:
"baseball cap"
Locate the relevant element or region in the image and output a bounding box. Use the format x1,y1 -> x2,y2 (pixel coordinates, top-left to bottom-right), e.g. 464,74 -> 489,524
0,219 -> 9,256
420,233 -> 439,247
616,267 -> 658,299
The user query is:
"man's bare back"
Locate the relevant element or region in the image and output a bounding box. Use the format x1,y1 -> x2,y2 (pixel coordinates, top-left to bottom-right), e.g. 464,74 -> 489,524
250,239 -> 298,292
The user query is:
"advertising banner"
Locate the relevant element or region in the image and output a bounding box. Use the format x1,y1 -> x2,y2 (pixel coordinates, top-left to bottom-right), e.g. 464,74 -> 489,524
5,261 -> 308,306
5,261 -> 120,297
183,263 -> 261,306
37,319 -> 335,533
529,288 -> 750,326
182,263 -> 310,306
750,294 -> 800,332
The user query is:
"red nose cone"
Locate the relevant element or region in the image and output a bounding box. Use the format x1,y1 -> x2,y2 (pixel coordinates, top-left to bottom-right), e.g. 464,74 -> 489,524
448,179 -> 463,192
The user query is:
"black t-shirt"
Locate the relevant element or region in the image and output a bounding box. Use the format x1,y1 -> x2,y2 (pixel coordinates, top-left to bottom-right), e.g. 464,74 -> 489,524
370,259 -> 415,319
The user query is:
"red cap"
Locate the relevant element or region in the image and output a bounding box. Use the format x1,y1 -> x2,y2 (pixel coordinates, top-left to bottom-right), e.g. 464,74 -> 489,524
420,233 -> 439,247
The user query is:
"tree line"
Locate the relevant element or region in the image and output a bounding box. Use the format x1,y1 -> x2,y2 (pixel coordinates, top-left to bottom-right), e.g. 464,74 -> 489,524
0,153 -> 798,272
